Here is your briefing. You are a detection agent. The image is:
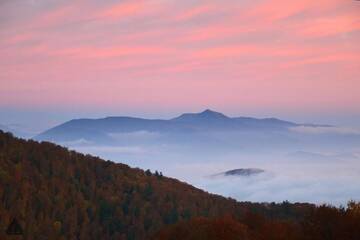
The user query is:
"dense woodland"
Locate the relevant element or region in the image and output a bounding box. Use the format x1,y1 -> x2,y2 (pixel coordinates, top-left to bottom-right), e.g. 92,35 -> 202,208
0,130 -> 359,240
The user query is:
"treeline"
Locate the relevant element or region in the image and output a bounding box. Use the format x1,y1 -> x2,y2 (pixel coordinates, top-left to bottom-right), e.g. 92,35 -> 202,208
0,131 -> 358,240
154,202 -> 360,240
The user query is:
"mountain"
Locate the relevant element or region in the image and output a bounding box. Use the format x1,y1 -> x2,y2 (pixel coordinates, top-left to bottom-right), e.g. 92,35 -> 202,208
35,109 -> 299,143
1,131 -> 359,239
171,109 -> 230,122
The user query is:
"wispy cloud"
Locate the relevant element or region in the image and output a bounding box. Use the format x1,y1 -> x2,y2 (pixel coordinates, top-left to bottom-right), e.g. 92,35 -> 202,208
74,145 -> 146,154
174,3 -> 218,22
96,1 -> 148,20
108,131 -> 161,140
59,138 -> 93,146
0,0 -> 359,113
290,126 -> 360,135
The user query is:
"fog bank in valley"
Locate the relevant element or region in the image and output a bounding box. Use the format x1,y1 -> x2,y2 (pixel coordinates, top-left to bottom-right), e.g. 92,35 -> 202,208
61,127 -> 360,206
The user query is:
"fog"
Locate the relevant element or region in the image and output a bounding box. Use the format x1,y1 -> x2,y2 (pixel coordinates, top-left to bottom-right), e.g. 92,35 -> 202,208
60,129 -> 360,206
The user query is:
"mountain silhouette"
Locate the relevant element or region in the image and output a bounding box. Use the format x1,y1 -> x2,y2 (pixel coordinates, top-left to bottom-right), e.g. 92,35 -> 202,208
172,109 -> 230,122
35,109 -> 310,143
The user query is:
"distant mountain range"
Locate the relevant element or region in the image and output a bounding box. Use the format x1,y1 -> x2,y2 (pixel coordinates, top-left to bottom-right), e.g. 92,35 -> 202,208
35,109 -> 321,143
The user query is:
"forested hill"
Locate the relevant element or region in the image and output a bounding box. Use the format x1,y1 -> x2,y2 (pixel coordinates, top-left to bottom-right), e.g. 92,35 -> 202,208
1,131 -> 359,240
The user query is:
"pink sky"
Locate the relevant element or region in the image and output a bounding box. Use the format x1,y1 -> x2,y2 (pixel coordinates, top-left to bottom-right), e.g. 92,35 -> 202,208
0,0 -> 359,120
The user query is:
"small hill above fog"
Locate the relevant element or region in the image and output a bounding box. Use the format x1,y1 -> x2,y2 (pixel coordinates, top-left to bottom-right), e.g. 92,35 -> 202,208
213,168 -> 265,177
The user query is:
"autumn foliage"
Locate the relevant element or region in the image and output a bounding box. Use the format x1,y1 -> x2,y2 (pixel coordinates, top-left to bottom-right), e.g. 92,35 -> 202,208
154,205 -> 360,240
152,216 -> 253,240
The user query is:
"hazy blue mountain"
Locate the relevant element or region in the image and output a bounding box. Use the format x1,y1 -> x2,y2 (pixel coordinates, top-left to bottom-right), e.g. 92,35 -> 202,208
35,109 -> 305,143
172,109 -> 230,122
172,109 -> 296,128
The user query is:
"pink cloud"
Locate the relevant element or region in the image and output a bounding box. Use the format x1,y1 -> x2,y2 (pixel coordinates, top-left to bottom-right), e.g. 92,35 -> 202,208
52,45 -> 174,59
246,0 -> 342,22
97,1 -> 146,20
174,3 -> 217,22
297,14 -> 360,38
0,0 -> 359,114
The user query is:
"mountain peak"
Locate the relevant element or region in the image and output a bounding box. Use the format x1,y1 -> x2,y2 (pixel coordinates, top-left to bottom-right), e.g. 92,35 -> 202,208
199,109 -> 228,118
172,109 -> 229,122
201,109 -> 218,114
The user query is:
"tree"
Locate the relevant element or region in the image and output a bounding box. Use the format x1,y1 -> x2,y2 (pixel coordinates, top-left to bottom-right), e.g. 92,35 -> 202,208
145,169 -> 152,176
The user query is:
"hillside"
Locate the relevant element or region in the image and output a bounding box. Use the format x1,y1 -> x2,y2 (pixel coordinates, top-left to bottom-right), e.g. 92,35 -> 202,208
1,130 -> 359,240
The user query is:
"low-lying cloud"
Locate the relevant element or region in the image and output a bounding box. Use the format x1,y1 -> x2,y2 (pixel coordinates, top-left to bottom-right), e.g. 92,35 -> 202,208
73,145 -> 147,155
108,131 -> 162,140
59,138 -> 93,146
55,128 -> 360,206
290,126 -> 360,135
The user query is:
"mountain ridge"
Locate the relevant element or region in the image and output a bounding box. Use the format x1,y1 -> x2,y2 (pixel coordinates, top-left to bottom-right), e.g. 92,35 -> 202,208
35,109 -> 311,142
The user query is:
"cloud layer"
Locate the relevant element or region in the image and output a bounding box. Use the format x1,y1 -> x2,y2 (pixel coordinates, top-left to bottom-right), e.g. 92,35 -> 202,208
290,126 -> 360,135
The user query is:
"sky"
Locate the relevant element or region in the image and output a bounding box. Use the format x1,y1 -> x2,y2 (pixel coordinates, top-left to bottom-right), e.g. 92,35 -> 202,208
0,0 -> 360,131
